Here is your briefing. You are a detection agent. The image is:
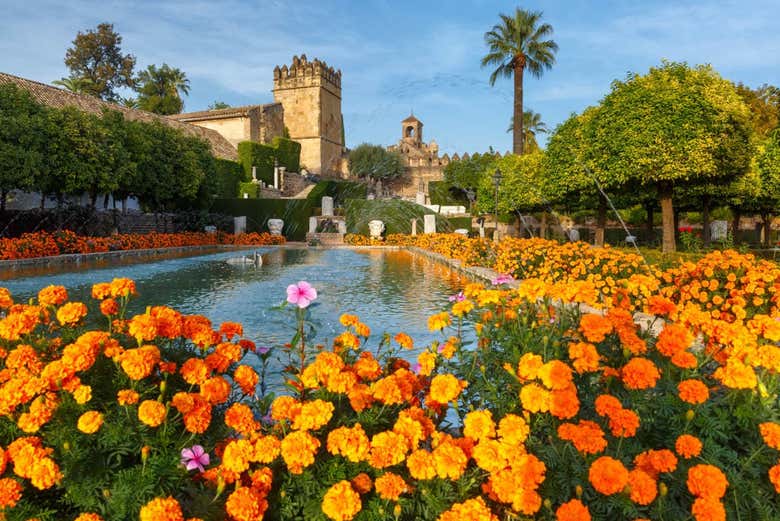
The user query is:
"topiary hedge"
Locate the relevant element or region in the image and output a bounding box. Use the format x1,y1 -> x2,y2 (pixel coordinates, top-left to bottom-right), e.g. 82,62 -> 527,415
271,137 -> 302,173
344,199 -> 454,235
214,159 -> 243,199
237,142 -> 276,184
428,181 -> 468,206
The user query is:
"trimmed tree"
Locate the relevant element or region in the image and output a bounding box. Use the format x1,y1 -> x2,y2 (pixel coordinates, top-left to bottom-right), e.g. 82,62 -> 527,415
586,61 -> 753,252
348,144 -> 404,180
754,131 -> 780,246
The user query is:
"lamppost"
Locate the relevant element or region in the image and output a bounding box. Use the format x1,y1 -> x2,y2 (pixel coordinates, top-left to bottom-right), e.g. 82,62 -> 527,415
492,168 -> 503,241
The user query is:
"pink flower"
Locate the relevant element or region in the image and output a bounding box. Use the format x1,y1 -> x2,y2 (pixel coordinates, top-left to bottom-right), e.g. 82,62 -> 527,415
491,273 -> 515,286
448,291 -> 465,302
287,280 -> 317,308
181,445 -> 210,472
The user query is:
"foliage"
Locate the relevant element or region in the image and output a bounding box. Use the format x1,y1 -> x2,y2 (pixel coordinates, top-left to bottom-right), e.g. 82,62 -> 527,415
271,137 -> 302,174
51,76 -> 95,94
344,200 -> 454,236
442,153 -> 497,198
506,109 -> 549,153
134,64 -> 190,115
735,83 -> 780,137
427,182 -> 468,206
348,144 -> 405,180
237,182 -> 259,199
481,8 -> 558,154
476,152 -> 546,214
207,101 -> 231,110
63,23 -> 136,101
754,131 -> 780,216
237,139 -> 302,185
212,159 -> 243,199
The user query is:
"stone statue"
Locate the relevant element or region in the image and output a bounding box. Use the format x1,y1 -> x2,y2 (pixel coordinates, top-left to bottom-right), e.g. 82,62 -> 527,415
368,220 -> 385,239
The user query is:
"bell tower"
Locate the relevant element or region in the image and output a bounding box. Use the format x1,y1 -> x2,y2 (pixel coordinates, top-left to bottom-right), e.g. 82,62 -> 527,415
401,114 -> 422,146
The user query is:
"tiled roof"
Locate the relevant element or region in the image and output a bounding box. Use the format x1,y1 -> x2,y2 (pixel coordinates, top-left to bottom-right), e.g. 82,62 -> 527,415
402,114 -> 421,123
0,72 -> 238,160
170,104 -> 277,122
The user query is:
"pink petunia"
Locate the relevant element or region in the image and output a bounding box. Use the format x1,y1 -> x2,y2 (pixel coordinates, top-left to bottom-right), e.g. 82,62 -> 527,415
491,273 -> 515,286
286,280 -> 318,308
181,445 -> 210,472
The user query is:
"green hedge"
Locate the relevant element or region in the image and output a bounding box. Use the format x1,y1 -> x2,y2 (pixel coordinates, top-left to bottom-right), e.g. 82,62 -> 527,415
237,142 -> 276,184
214,159 -> 243,199
344,200 -> 455,235
428,181 -> 468,206
238,182 -> 259,199
271,137 -> 302,173
447,216 -> 473,231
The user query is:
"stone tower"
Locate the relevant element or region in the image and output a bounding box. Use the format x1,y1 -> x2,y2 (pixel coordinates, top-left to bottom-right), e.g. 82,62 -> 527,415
402,114 -> 422,145
273,55 -> 344,175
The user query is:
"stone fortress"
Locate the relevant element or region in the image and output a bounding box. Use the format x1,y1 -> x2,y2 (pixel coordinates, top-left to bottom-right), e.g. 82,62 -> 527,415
172,54 -> 345,176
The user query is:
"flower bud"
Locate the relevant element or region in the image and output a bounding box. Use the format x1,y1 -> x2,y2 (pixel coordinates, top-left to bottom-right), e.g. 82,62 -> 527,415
102,489 -> 111,498
686,409 -> 695,421
659,482 -> 668,496
141,445 -> 150,464
63,441 -> 71,452
393,504 -> 402,518
543,499 -> 552,510
159,380 -> 167,394
575,485 -> 583,497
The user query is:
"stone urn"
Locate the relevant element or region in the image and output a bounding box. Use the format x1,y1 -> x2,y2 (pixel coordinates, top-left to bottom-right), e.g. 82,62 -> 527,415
368,220 -> 385,239
267,218 -> 284,236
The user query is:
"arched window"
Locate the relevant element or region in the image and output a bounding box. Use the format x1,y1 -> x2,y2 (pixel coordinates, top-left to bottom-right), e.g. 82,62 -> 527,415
405,126 -> 415,138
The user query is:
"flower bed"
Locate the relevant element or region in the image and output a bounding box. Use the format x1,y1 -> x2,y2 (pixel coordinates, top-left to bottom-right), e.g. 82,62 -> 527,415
0,230 -> 285,260
0,237 -> 778,520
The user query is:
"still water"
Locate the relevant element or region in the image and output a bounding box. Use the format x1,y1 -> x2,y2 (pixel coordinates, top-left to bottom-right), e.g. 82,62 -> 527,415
0,247 -> 474,362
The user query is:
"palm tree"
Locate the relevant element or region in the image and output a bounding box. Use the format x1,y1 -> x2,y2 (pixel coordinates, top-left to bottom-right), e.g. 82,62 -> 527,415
506,110 -> 549,152
482,9 -> 558,154
52,76 -> 94,94
135,64 -> 190,115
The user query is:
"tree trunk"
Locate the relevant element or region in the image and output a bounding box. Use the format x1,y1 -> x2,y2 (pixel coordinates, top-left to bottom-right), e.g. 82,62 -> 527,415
595,196 -> 606,247
513,62 -> 524,155
40,193 -> 46,210
701,196 -> 711,247
645,202 -> 654,236
103,193 -> 110,210
540,212 -> 547,239
659,183 -> 676,253
762,212 -> 772,248
730,209 -> 740,243
121,198 -> 127,213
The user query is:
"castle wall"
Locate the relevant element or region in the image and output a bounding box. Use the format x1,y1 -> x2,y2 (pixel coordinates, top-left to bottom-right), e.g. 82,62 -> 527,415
388,165 -> 446,198
258,104 -> 284,143
182,117 -> 250,148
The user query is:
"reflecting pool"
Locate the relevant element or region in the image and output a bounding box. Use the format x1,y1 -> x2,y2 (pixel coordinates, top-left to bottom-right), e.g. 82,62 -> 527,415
1,247 -> 475,384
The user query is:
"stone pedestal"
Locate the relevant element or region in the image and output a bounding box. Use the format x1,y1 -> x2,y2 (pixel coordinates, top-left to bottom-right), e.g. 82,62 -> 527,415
322,196 -> 334,217
267,219 -> 284,236
423,214 -> 436,234
309,216 -> 319,235
338,221 -> 347,234
415,192 -> 426,205
411,219 -> 417,236
234,216 -> 246,235
368,220 -> 385,239
454,229 -> 469,237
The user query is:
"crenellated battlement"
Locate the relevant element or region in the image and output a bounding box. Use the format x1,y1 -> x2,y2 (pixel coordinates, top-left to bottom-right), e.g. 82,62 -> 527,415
273,54 -> 342,91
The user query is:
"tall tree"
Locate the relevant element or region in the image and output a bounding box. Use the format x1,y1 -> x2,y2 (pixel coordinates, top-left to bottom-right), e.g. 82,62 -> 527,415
135,64 -> 190,115
64,23 -> 136,101
52,76 -> 95,94
507,109 -> 549,152
587,62 -> 753,252
735,83 -> 780,137
348,144 -> 405,180
482,8 -> 558,155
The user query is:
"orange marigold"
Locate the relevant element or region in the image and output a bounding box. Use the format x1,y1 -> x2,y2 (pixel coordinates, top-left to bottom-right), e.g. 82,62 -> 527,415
369,431 -> 408,469
407,449 -> 437,480
588,456 -> 629,496
621,358 -> 660,390
568,342 -> 600,373
768,463 -> 780,494
291,399 -> 334,431
38,285 -> 68,306
556,499 -> 591,521
558,421 -> 607,455
56,302 -> 88,326
117,389 -> 140,406
437,496 -> 498,521
759,422 -> 780,450
538,360 -> 574,390
463,410 -> 496,441
608,408 -> 640,438
691,496 -> 726,521
180,358 -> 210,385
429,374 -> 466,404
655,323 -> 693,357
627,469 -> 657,505
138,400 -> 166,427
30,457 -> 62,490
224,403 -> 260,436
675,434 -> 703,459
222,439 -> 254,473
550,387 -> 580,420
280,430 -> 320,474
0,477 -> 23,508
120,345 -> 160,380
634,449 -> 678,478
74,514 -> 104,521
678,379 -> 709,405
200,376 -> 231,404
127,313 -> 159,343
579,314 -> 613,343
225,486 -> 268,521
687,464 -> 728,499
77,411 -> 103,434
234,364 -> 259,395
322,480 -> 362,521
139,496 -> 184,521
432,441 -> 468,480
375,472 -> 408,500
594,394 -> 623,417
327,423 -> 370,463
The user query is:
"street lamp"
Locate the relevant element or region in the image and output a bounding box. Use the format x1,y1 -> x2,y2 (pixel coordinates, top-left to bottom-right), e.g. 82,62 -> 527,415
492,168 -> 503,240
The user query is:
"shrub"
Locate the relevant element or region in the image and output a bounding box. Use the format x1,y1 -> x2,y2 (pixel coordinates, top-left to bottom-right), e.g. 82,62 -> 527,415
271,137 -> 302,173
348,143 -> 404,180
213,159 -> 243,199
237,141 -> 276,184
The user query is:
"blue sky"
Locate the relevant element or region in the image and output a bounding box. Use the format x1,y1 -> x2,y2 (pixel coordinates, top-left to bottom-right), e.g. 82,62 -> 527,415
1,0 -> 778,154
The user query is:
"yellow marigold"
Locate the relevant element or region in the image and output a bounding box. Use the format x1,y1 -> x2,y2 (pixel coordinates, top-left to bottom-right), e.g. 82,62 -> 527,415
677,379 -> 709,405
223,439 -> 254,473
627,469 -> 657,505
369,431 -> 408,469
340,313 -> 359,327
429,374 -> 466,404
556,499 -> 591,521
322,480 -> 362,521
498,414 -> 529,446
138,400 -> 166,427
713,359 -> 757,389
675,434 -> 703,459
417,350 -> 437,377
375,472 -> 408,500
355,322 -> 370,337
621,358 -> 661,390
91,282 -> 111,300
253,435 -> 281,464
437,496 -> 498,521
427,311 -> 451,332
225,485 -> 268,521
517,352 -> 544,380
109,277 -> 136,298
120,345 -> 160,380
38,285 -> 68,306
433,441 -> 468,480
393,415 -> 426,449
77,411 -> 103,434
117,389 -> 139,406
180,357 -> 210,385
691,497 -> 726,521
30,457 -> 62,490
472,439 -> 508,473
538,360 -> 573,390
291,399 -> 334,431
128,313 -> 159,344
463,410 -> 496,441
56,302 -> 88,326
406,449 -> 437,480
588,456 -> 629,496
451,299 -> 474,317
73,385 -> 92,405
0,287 -> 13,308
280,430 -> 320,474
759,422 -> 780,450
520,383 -> 550,413
394,332 -> 414,349
139,496 -> 184,521
0,477 -> 23,508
